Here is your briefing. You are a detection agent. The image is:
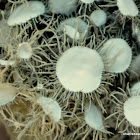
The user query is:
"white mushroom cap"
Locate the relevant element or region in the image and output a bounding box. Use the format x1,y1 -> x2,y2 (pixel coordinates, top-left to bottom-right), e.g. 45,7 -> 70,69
80,0 -> 95,4
117,0 -> 138,17
49,0 -> 77,15
59,17 -> 88,41
99,38 -> 132,73
37,97 -> 61,122
90,10 -> 107,27
0,83 -> 17,106
130,82 -> 140,96
124,96 -> 140,127
17,42 -> 32,59
56,46 -> 104,93
63,25 -> 80,40
7,1 -> 45,26
85,103 -> 104,130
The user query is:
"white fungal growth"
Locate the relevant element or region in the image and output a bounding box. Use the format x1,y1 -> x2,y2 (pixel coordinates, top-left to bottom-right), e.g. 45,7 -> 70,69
130,82 -> 140,96
130,55 -> 140,79
99,38 -> 132,73
80,0 -> 94,4
117,0 -> 139,17
36,84 -> 44,90
85,103 -> 104,131
37,97 -> 61,122
59,18 -> 88,41
123,96 -> 140,127
90,10 -> 107,27
17,42 -> 32,59
0,83 -> 17,106
7,1 -> 45,26
0,20 -> 11,44
56,46 -> 104,93
49,0 -> 77,15
0,59 -> 15,66
64,25 -> 80,40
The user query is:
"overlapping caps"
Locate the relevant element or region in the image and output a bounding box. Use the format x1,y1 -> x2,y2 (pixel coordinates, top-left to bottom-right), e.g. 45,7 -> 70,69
0,0 -> 135,116
3,1 -> 132,95
56,38 -> 132,93
0,0 -> 138,139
